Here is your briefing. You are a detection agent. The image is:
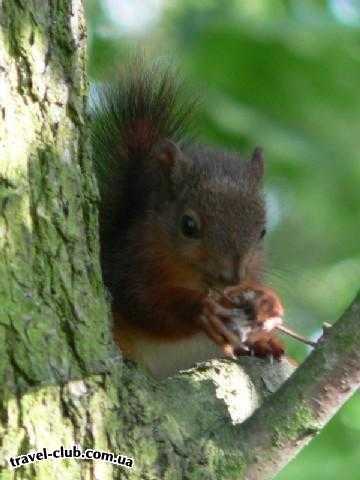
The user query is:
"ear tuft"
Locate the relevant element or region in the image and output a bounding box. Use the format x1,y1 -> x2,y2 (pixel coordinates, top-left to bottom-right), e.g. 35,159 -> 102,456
249,146 -> 264,181
152,139 -> 182,171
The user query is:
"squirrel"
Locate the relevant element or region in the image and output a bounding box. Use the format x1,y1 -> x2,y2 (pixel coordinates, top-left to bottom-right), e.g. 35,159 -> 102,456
91,61 -> 285,378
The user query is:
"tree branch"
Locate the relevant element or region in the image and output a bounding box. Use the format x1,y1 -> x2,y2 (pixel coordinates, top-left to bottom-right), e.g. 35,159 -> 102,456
236,289 -> 360,479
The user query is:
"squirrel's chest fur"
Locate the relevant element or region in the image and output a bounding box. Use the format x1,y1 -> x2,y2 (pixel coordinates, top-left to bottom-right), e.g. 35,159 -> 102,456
114,320 -> 222,378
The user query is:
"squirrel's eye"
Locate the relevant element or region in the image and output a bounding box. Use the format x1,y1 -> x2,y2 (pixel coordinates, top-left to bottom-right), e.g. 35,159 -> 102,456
181,213 -> 201,239
259,228 -> 266,240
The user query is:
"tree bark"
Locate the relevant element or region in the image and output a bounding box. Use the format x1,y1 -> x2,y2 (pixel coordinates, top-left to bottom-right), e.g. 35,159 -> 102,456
237,290 -> 360,479
0,2 -> 358,480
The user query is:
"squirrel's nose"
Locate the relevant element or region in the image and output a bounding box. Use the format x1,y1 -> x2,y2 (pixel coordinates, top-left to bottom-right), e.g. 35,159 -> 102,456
219,255 -> 244,285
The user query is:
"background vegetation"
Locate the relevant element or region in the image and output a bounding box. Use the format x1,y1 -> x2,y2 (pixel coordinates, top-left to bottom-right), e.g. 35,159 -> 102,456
86,1 -> 360,478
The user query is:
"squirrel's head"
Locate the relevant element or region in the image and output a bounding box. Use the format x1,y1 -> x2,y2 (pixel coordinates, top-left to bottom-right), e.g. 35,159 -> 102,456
144,140 -> 266,289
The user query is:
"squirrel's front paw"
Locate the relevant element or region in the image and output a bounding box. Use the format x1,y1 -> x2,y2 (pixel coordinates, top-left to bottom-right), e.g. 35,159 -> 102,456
248,333 -> 284,360
198,284 -> 285,360
224,282 -> 284,331
197,295 -> 249,358
223,282 -> 285,360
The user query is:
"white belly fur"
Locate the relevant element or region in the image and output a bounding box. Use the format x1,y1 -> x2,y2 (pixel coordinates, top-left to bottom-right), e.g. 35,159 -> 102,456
132,333 -> 224,378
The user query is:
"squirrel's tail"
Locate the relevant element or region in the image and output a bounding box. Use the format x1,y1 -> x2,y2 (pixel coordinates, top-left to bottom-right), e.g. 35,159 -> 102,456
90,59 -> 196,281
91,58 -> 196,197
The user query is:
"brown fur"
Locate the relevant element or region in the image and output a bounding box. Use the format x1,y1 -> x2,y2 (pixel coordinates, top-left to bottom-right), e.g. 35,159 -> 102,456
92,62 -> 285,375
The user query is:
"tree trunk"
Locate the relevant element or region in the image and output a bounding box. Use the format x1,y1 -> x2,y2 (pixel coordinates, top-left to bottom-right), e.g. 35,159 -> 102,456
3,2 -> 358,480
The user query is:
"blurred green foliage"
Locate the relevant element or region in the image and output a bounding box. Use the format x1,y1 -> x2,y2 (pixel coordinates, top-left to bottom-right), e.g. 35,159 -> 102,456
86,1 -> 360,478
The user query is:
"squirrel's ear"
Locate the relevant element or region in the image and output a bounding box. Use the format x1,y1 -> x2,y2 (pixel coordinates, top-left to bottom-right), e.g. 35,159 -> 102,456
248,147 -> 264,183
152,139 -> 183,172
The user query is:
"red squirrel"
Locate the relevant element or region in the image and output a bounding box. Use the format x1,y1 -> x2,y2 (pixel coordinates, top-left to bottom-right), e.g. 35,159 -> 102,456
91,61 -> 285,377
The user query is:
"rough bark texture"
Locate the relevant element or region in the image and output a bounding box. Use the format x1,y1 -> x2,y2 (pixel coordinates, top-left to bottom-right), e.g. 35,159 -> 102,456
0,1 -> 295,479
1,2 -> 359,480
0,0 -> 116,386
238,290 -> 360,480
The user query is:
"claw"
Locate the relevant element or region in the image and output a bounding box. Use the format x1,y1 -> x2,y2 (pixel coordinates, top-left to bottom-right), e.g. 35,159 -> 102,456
223,344 -> 237,359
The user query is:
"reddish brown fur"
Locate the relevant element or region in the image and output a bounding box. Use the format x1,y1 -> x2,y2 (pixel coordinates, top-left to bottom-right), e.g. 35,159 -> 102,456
113,224 -> 208,349
93,63 -> 286,372
113,223 -> 284,361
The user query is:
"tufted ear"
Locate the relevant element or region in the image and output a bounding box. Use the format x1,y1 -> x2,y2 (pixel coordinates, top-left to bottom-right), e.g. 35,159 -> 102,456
152,139 -> 183,172
151,139 -> 193,188
248,147 -> 264,183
